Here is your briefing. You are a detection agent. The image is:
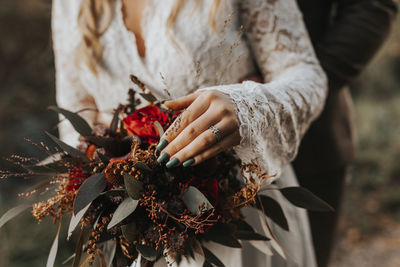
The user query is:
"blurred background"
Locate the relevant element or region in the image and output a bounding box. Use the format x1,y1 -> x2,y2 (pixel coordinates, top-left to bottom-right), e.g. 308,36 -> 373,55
0,0 -> 399,266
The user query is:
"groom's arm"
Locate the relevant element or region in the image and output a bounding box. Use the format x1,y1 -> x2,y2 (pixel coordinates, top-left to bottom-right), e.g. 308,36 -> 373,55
316,0 -> 398,90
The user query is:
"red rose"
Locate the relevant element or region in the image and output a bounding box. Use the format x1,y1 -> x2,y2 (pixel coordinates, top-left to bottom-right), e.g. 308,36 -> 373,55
122,106 -> 169,144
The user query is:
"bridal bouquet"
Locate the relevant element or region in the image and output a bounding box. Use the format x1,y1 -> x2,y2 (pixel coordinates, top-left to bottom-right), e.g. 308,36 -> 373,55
0,76 -> 332,267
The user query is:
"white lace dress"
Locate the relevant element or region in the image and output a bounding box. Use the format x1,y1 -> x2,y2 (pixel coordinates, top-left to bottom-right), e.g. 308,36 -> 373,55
52,0 -> 327,266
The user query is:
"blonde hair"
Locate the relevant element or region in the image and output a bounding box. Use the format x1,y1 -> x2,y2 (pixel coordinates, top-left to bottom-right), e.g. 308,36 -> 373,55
77,0 -> 222,74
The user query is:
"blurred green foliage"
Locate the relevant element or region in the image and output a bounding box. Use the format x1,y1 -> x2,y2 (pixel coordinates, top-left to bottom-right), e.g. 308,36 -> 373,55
0,0 -> 399,266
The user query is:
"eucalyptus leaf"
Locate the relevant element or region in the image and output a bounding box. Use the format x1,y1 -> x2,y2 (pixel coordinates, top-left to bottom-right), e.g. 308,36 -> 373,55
231,220 -> 254,232
136,244 -> 157,261
49,106 -> 93,136
110,108 -> 120,135
46,223 -> 61,267
280,187 -> 334,212
23,178 -> 53,196
68,203 -> 91,239
255,195 -> 289,231
182,186 -> 213,216
102,240 -> 117,267
202,246 -> 225,267
100,189 -> 126,197
248,240 -> 273,256
24,162 -> 69,174
61,253 -> 75,265
121,222 -> 138,242
124,173 -> 144,200
134,161 -> 152,172
191,239 -> 204,258
153,121 -> 164,138
85,136 -> 117,149
139,93 -> 158,103
234,231 -> 270,241
97,152 -> 110,165
72,228 -> 87,267
93,212 -> 103,230
45,132 -> 89,162
119,120 -> 128,137
256,209 -> 286,259
107,198 -> 139,230
0,204 -> 30,229
73,173 -> 107,215
204,224 -> 241,248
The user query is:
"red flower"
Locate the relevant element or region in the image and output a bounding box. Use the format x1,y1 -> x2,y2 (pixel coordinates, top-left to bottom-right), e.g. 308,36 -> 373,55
66,167 -> 89,192
122,106 -> 169,144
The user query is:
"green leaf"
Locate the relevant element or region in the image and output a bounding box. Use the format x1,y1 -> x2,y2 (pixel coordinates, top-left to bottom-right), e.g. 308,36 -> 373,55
46,223 -> 61,267
153,121 -> 164,138
73,173 -> 107,215
85,136 -> 117,149
134,161 -> 152,172
202,246 -> 225,267
100,189 -> 126,197
110,108 -> 120,135
136,244 -> 157,261
139,93 -> 158,103
49,106 -> 93,137
97,152 -> 110,165
280,187 -> 334,212
234,231 -> 270,241
204,224 -> 242,248
45,132 -> 89,162
119,120 -> 128,138
61,253 -> 75,265
72,228 -> 88,267
123,173 -> 144,200
102,240 -> 117,267
121,222 -> 138,242
107,198 -> 139,230
231,220 -> 254,232
182,186 -> 213,216
0,205 -> 30,229
93,212 -> 103,230
255,195 -> 289,231
24,162 -> 69,174
68,203 -> 91,239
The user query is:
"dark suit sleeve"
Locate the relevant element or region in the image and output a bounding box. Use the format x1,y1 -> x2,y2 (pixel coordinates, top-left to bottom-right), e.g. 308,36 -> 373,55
316,0 -> 398,90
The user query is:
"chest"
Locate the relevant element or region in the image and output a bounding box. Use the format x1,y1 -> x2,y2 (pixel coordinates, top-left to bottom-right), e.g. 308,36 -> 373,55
122,0 -> 147,57
82,0 -> 255,119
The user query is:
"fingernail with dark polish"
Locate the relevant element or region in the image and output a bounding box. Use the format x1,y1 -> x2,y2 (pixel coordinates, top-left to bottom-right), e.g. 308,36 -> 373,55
166,158 -> 180,169
157,152 -> 170,164
156,139 -> 168,151
183,158 -> 195,168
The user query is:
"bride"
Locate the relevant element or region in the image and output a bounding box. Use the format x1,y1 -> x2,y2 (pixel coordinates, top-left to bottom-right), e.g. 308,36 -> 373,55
52,0 -> 327,266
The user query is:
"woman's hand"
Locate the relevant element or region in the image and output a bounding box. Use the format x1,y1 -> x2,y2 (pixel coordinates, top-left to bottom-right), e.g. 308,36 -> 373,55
156,90 -> 241,168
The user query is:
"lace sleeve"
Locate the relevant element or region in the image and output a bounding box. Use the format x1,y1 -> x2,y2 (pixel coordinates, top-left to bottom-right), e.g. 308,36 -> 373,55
201,0 -> 327,183
52,0 -> 97,147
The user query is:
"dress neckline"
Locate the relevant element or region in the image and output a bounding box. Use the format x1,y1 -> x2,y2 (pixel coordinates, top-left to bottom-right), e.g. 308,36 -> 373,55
116,0 -> 149,66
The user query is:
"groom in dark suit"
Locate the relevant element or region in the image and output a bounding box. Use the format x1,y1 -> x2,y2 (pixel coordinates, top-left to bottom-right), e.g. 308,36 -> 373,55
294,0 -> 398,266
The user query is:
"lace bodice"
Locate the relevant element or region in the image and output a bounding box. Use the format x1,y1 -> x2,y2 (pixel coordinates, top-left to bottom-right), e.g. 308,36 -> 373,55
52,0 -> 327,183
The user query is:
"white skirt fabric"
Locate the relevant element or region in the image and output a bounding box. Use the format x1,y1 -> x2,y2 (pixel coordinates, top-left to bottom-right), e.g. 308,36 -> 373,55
133,165 -> 317,267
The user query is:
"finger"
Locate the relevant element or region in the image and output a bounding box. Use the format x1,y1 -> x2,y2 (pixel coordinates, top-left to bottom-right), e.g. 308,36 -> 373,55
192,131 -> 240,166
161,108 -> 223,160
165,118 -> 239,168
158,95 -> 209,150
164,92 -> 200,110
